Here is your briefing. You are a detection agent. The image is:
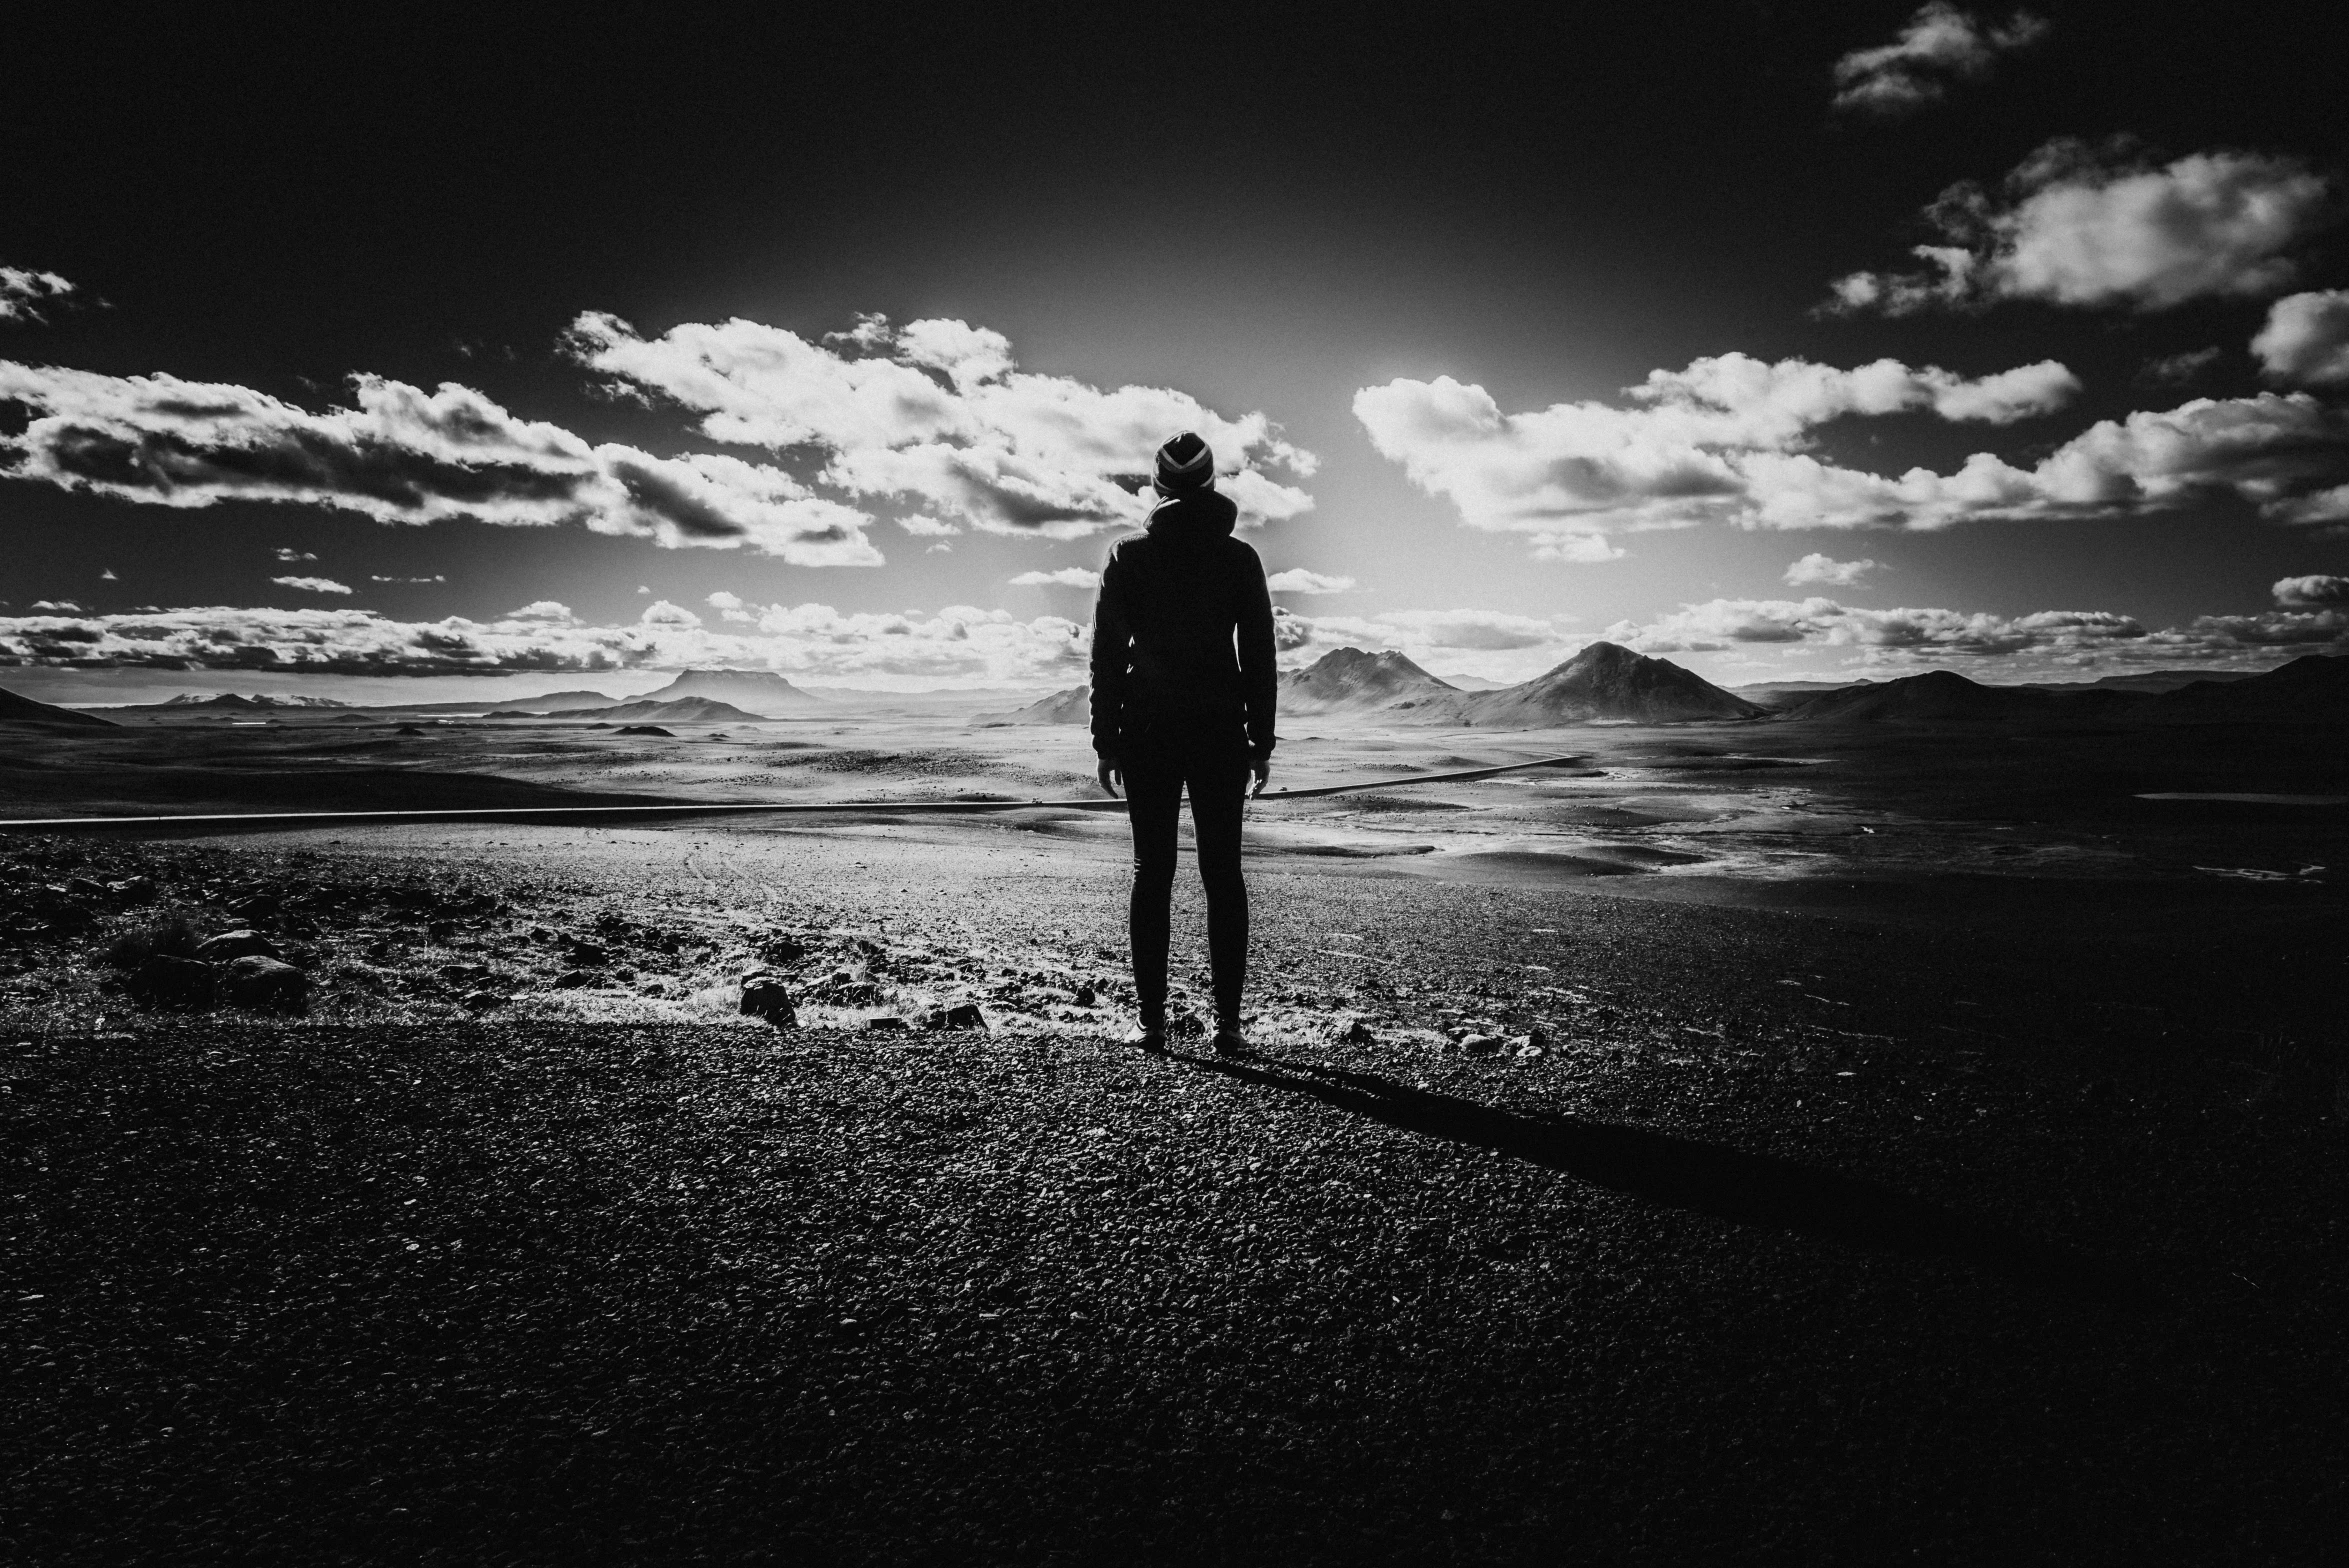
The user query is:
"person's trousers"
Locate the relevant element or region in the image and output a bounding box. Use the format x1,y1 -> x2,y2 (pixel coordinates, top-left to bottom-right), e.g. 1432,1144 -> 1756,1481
1122,743 -> 1251,1029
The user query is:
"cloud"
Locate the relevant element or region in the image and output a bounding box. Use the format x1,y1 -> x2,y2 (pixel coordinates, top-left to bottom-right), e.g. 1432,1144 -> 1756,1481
369,574 -> 445,583
1360,356 -> 2349,536
0,266 -> 76,324
0,599 -> 1096,688
1530,532 -> 1626,563
270,575 -> 352,595
2137,347 -> 2223,387
1008,567 -> 1102,589
273,547 -> 317,563
894,514 -> 960,538
1601,594 -> 2349,669
2273,574 -> 2349,607
0,365 -> 884,566
99,568 -> 117,581
2252,290 -> 2349,386
1264,569 -> 1356,594
1831,4 -> 2048,116
1828,141 -> 2331,314
1275,607 -> 1579,666
1785,554 -> 1879,587
567,311 -> 1316,538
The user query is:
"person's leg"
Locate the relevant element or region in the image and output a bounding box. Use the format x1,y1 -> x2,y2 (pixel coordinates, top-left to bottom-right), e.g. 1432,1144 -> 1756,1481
1185,750 -> 1251,1032
1123,749 -> 1182,1032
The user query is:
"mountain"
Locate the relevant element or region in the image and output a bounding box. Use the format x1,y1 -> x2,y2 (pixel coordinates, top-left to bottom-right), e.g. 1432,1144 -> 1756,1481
972,686 -> 1092,727
1281,649 -> 1459,713
1780,670 -> 2142,724
1458,643 -> 1764,726
526,689 -> 620,711
2148,653 -> 2349,720
0,685 -> 120,729
2023,669 -> 2265,695
570,697 -> 769,724
641,669 -> 822,709
1436,672 -> 1509,691
159,692 -> 346,708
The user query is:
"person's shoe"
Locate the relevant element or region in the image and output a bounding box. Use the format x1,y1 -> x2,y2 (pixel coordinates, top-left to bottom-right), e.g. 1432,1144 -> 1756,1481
1211,1025 -> 1251,1059
1127,1025 -> 1168,1053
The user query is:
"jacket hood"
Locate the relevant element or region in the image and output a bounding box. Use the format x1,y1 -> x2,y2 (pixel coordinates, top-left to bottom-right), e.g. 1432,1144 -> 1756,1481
1144,487 -> 1239,543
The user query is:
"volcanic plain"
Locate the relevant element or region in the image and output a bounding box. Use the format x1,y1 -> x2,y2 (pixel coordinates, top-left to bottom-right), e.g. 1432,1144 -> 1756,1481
4,678 -> 2345,1563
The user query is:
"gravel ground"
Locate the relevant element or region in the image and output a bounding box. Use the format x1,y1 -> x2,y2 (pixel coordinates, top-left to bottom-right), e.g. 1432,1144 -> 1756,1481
5,825 -> 2347,1564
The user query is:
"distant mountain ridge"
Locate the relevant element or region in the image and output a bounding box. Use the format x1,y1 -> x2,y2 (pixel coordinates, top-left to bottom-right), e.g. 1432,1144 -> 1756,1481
160,692 -> 348,708
644,669 -> 822,709
972,686 -> 1092,727
1780,656 -> 2349,724
572,697 -> 771,724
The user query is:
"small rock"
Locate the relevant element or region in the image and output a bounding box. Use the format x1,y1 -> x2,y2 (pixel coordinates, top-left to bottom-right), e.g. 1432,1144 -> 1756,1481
865,1015 -> 911,1033
441,962 -> 490,982
1459,1033 -> 1506,1057
228,893 -> 281,921
1332,1015 -> 1377,1045
195,929 -> 280,962
107,877 -> 155,900
924,1002 -> 987,1032
222,955 -> 308,1012
461,989 -> 506,1011
1072,984 -> 1098,1007
127,954 -> 217,1008
552,970 -> 596,989
566,941 -> 609,967
741,976 -> 797,1026
66,877 -> 108,902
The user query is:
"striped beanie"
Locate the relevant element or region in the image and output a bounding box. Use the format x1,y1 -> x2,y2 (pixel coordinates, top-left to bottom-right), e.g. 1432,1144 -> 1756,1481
1153,431 -> 1215,493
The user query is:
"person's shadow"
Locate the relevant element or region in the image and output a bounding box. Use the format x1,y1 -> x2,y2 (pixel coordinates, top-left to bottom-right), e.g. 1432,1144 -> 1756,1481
1175,1049 -> 2133,1299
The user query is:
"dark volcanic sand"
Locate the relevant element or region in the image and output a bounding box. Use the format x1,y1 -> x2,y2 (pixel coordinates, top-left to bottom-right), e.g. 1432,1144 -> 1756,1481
4,713 -> 2347,1562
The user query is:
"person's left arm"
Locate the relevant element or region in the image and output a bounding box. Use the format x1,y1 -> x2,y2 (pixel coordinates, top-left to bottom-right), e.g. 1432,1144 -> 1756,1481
1235,542 -> 1278,795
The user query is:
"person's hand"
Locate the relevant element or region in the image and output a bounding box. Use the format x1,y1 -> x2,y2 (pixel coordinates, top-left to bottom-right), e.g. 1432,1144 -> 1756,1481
1097,756 -> 1122,798
1251,756 -> 1271,798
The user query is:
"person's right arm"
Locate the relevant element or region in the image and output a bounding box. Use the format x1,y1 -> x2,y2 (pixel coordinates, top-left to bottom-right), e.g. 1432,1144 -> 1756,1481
1089,548 -> 1130,795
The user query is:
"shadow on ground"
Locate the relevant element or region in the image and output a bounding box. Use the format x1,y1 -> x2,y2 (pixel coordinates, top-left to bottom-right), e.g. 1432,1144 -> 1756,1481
1179,1049 -> 2132,1298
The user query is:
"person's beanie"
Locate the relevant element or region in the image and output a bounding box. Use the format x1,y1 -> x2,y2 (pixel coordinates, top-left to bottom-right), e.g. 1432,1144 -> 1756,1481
1154,432 -> 1215,492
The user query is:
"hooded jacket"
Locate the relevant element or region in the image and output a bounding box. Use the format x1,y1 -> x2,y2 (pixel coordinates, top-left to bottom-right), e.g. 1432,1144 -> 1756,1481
1089,486 -> 1278,762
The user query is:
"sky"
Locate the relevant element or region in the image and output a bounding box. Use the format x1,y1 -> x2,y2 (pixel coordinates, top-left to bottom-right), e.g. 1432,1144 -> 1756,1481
3,1 -> 2347,702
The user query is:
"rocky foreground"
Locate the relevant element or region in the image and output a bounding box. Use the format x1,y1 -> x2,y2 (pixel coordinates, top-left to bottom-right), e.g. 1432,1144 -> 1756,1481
5,827 -> 2345,1563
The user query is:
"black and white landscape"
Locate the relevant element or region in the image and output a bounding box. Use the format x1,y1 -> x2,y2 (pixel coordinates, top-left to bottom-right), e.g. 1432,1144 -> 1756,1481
4,5 -> 2346,1564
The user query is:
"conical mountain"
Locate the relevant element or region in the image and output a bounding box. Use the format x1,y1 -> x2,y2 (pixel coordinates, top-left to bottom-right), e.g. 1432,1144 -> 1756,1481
642,668 -> 823,711
1281,648 -> 1460,714
972,685 -> 1092,726
1781,670 -> 2130,723
1460,642 -> 1763,726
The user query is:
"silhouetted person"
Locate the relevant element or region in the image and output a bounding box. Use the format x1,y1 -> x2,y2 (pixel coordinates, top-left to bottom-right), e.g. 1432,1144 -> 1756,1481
1092,432 -> 1277,1055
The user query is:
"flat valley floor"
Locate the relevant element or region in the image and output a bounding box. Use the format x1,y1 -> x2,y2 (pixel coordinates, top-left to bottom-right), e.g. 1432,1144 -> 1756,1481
5,709 -> 2345,1563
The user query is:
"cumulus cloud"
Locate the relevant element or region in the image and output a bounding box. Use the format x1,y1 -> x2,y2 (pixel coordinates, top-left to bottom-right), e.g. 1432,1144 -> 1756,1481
1831,4 -> 2048,117
1785,554 -> 1879,587
1828,141 -> 2331,314
2252,290 -> 2349,386
2273,574 -> 2349,607
369,574 -> 445,583
1358,356 -> 2349,537
273,547 -> 316,563
0,599 -> 1096,688
0,365 -> 883,566
1008,567 -> 1102,589
0,266 -> 76,324
567,311 -> 1316,538
1264,569 -> 1357,594
270,575 -> 352,595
